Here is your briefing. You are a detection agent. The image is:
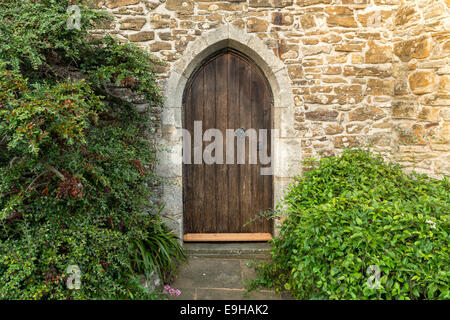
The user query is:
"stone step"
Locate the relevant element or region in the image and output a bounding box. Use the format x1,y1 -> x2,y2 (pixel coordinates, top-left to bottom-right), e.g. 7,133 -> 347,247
183,242 -> 272,259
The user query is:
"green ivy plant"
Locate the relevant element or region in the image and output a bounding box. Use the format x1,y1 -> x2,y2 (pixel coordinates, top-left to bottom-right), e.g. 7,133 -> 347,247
249,149 -> 449,300
0,0 -> 184,299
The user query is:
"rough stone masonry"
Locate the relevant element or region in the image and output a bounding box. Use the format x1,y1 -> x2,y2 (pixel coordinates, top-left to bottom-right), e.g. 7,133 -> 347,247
91,0 -> 449,235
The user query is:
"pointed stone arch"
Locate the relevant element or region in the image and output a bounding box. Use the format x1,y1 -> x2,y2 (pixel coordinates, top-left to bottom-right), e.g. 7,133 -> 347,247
158,24 -> 301,239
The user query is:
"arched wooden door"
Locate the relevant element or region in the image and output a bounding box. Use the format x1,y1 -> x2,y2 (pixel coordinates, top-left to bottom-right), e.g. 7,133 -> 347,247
183,50 -> 273,242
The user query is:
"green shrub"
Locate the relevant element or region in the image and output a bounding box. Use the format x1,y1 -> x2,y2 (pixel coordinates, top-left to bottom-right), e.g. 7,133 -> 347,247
0,0 -> 184,299
251,149 -> 449,300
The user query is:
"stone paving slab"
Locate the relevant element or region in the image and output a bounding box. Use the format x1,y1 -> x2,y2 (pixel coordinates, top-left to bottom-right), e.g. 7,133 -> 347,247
169,256 -> 288,300
172,257 -> 243,289
196,288 -> 282,300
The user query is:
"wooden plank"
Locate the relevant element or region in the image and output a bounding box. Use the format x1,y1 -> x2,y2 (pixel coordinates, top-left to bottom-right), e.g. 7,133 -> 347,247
215,53 -> 229,233
251,70 -> 266,234
191,67 -> 205,233
183,88 -> 194,233
263,89 -> 273,233
227,53 -> 241,233
183,233 -> 272,242
203,58 -> 217,233
239,58 -> 253,233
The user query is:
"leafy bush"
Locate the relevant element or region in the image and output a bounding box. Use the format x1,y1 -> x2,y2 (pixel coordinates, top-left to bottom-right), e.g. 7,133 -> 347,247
0,0 -> 184,299
251,150 -> 449,300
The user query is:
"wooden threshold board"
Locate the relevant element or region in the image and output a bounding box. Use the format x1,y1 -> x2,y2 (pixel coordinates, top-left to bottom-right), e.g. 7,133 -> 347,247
183,233 -> 272,242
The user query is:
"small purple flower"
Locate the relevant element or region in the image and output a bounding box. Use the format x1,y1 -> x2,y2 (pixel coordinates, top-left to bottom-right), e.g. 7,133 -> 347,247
169,288 -> 176,296
175,289 -> 181,296
163,285 -> 170,293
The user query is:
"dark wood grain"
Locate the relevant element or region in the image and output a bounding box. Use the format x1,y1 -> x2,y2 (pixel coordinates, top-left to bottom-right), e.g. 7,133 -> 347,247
190,67 -> 205,233
252,70 -> 266,233
215,53 -> 229,233
239,59 -> 252,233
183,89 -> 193,233
183,51 -> 273,237
227,53 -> 241,233
263,88 -> 273,233
203,58 -> 216,233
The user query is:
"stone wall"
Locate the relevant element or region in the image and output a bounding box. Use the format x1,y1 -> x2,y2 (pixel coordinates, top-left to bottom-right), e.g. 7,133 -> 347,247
392,0 -> 450,176
92,0 -> 449,179
91,0 -> 449,230
89,0 -> 450,238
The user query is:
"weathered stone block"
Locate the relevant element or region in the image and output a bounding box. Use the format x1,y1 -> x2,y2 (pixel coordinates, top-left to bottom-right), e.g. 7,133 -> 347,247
272,12 -> 294,26
439,75 -> 450,93
409,71 -> 436,95
327,55 -> 347,64
321,33 -> 342,44
305,109 -> 339,121
348,105 -> 385,121
302,38 -> 319,45
325,6 -> 353,16
300,14 -> 316,29
327,15 -> 357,28
150,41 -> 172,52
394,36 -> 432,62
368,133 -> 391,147
344,65 -> 392,78
247,18 -> 269,33
230,18 -> 245,29
443,41 -> 450,56
323,66 -> 342,75
334,85 -> 363,103
411,124 -> 427,145
365,40 -> 392,64
296,0 -> 331,6
394,5 -> 416,26
392,102 -> 416,119
310,86 -> 333,93
342,0 -> 369,3
119,17 -> 146,31
357,10 -> 391,28
278,42 -> 299,60
439,108 -> 450,121
374,0 -> 397,4
335,43 -> 363,52
325,6 -> 357,28
166,0 -> 194,14
150,14 -> 171,29
90,0 -> 105,8
199,2 -> 243,10
249,0 -> 293,7
366,79 -> 394,96
127,31 -> 155,42
145,1 -> 162,10
437,123 -> 450,144
325,124 -> 344,135
106,0 -> 140,9
418,107 -> 440,122
287,65 -> 304,79
301,44 -> 332,57
346,123 -> 365,134
334,136 -> 360,148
